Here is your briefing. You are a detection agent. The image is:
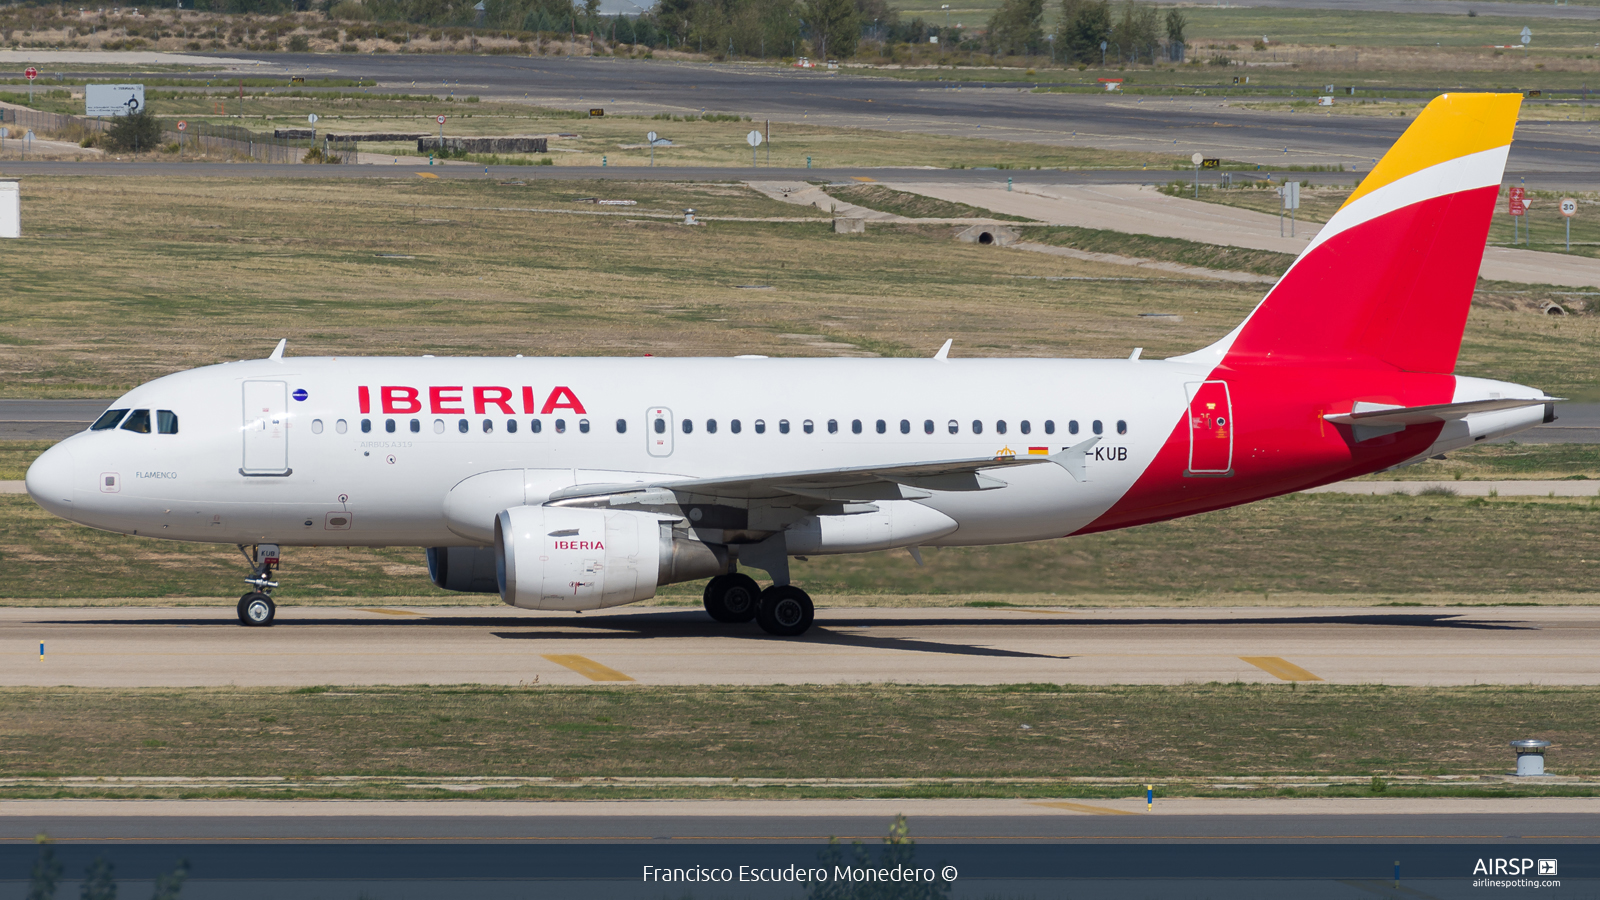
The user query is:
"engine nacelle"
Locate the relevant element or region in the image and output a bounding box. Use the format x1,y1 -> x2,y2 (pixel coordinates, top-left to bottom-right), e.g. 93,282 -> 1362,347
426,546 -> 501,594
495,506 -> 728,610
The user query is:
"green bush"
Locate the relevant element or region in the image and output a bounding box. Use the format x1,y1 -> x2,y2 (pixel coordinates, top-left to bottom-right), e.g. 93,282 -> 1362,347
100,109 -> 161,153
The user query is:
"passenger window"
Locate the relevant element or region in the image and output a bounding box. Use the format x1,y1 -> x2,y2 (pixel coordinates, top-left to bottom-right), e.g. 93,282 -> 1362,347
615,419 -> 627,434
121,409 -> 152,434
483,419 -> 494,433
779,419 -> 790,434
755,419 -> 766,434
731,419 -> 742,434
654,417 -> 666,434
579,419 -> 590,433
1068,420 -> 1079,435
458,419 -> 468,434
924,419 -> 934,435
852,419 -> 862,434
804,419 -> 815,434
433,419 -> 445,434
1117,420 -> 1128,435
336,419 -> 348,434
311,418 -> 324,435
361,419 -> 372,433
1020,420 -> 1031,435
384,418 -> 396,434
1093,420 -> 1104,435
971,420 -> 983,435
707,418 -> 719,434
947,420 -> 958,434
507,419 -> 518,434
410,418 -> 420,433
531,419 -> 543,434
828,419 -> 838,434
681,419 -> 692,434
157,410 -> 179,435
876,419 -> 886,434
1044,420 -> 1055,435
996,420 -> 1007,435
556,419 -> 568,434
899,419 -> 910,434
91,409 -> 129,431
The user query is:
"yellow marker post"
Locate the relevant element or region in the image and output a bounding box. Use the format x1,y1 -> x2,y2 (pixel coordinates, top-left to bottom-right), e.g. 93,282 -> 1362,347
39,642 -> 43,661
1146,784 -> 1153,812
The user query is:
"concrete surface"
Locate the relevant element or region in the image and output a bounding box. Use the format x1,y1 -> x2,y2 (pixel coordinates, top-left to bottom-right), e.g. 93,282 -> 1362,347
2,798 -> 1597,843
1308,480 -> 1600,496
893,182 -> 1600,289
6,604 -> 1597,687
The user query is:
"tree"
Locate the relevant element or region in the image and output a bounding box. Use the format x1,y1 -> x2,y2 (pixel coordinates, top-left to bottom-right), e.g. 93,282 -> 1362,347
986,0 -> 1043,55
150,860 -> 189,900
1164,7 -> 1184,44
27,845 -> 61,900
101,108 -> 161,153
1056,0 -> 1109,63
808,0 -> 857,59
1109,1 -> 1158,63
80,856 -> 115,900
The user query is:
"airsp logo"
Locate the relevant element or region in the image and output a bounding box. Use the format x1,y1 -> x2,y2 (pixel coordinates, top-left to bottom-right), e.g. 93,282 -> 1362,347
1472,858 -> 1554,876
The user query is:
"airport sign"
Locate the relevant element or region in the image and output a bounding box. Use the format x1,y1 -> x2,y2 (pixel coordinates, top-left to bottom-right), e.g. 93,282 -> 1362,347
746,130 -> 763,147
177,121 -> 187,132
23,67 -> 36,81
85,83 -> 144,116
308,113 -> 319,124
1561,197 -> 1577,217
437,115 -> 446,125
1509,186 -> 1526,216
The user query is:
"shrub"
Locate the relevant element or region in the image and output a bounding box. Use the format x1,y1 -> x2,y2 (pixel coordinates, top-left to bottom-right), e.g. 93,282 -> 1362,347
288,34 -> 309,51
100,108 -> 161,152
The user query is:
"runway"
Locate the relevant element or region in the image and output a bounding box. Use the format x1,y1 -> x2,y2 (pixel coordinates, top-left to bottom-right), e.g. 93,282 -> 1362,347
3,798 -> 1598,843
5,604 -> 1597,687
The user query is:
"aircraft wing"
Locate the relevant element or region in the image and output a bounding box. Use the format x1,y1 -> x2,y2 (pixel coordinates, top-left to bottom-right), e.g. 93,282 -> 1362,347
550,439 -> 1103,505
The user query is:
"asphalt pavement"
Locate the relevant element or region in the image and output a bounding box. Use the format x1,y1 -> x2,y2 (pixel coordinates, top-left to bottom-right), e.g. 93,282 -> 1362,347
3,799 -> 1598,843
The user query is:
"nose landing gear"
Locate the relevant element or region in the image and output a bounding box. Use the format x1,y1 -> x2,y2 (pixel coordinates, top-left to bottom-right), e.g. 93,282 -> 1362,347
236,543 -> 280,627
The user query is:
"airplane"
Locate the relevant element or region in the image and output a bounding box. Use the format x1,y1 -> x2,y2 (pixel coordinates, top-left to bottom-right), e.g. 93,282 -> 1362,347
26,93 -> 1553,637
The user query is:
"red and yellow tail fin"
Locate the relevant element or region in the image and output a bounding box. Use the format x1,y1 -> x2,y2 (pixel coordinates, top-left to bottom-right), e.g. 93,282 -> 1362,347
1190,93 -> 1521,374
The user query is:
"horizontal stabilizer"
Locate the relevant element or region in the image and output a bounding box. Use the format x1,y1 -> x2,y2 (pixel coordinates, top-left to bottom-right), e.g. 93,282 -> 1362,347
1323,397 -> 1553,427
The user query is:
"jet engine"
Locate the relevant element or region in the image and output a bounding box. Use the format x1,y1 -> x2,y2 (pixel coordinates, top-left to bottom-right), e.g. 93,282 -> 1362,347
494,505 -> 727,610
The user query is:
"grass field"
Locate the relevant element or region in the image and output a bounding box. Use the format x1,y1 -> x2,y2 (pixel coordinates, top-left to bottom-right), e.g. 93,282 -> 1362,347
1029,225 -> 1298,276
1,175 -> 1595,402
0,684 -> 1593,799
6,89 -> 1182,169
0,174 -> 1261,398
5,485 -> 1600,602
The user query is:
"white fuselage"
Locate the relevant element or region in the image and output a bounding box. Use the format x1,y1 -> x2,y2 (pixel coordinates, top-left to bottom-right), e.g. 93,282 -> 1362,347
26,356 -> 1198,549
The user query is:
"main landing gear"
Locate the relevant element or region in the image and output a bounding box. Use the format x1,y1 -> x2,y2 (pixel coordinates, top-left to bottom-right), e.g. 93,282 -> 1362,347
703,573 -> 814,637
236,543 -> 281,627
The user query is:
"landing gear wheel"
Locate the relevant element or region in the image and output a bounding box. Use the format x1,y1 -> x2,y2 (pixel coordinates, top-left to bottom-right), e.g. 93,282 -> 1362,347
703,573 -> 761,623
756,585 -> 814,637
237,592 -> 276,627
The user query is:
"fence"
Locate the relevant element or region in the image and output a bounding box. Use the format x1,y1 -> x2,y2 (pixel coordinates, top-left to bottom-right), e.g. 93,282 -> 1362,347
0,107 -> 353,163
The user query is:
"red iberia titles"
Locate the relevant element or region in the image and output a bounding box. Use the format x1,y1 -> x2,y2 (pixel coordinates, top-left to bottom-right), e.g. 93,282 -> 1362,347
357,386 -> 587,416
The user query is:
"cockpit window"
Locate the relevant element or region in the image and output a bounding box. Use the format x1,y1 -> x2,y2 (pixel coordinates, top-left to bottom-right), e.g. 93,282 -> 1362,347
120,409 -> 152,434
91,409 -> 128,431
157,410 -> 179,435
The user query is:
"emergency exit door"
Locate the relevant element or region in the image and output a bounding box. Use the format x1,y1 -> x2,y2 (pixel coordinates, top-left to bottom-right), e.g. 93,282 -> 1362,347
646,407 -> 674,457
1186,381 -> 1233,475
242,380 -> 291,476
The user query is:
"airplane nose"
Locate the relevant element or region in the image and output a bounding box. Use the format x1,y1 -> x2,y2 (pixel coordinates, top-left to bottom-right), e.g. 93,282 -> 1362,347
25,443 -> 75,516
